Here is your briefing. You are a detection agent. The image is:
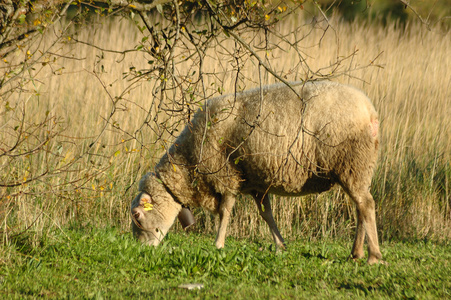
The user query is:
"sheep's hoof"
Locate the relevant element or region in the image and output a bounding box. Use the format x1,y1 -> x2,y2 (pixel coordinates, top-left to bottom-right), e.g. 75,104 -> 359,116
367,257 -> 388,265
348,253 -> 364,262
276,243 -> 287,251
215,241 -> 225,249
178,207 -> 195,230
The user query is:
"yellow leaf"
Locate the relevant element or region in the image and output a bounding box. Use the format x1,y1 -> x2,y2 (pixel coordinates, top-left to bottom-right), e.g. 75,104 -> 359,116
64,151 -> 72,161
265,14 -> 270,21
172,163 -> 177,172
129,4 -> 136,8
278,6 -> 283,12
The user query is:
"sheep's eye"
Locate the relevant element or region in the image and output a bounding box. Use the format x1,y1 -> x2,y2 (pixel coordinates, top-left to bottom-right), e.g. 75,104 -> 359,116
155,228 -> 159,233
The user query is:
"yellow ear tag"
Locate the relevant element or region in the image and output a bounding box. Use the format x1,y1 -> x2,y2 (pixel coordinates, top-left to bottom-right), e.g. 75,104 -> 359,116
143,202 -> 153,211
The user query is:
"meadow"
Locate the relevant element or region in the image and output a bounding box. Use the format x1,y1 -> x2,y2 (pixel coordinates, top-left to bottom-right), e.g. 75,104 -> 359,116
0,6 -> 450,298
1,227 -> 450,299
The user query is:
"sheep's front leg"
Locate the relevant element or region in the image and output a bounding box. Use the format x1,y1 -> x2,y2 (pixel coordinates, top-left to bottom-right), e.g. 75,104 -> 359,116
215,193 -> 236,249
253,192 -> 286,250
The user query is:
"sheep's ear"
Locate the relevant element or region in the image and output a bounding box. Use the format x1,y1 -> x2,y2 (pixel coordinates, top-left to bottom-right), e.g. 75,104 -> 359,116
139,193 -> 154,211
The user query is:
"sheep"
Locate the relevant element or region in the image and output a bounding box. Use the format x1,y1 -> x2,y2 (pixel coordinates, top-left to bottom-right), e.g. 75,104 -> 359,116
131,80 -> 384,264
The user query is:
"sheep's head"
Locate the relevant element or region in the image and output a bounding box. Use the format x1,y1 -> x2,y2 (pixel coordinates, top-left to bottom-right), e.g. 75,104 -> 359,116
131,174 -> 181,246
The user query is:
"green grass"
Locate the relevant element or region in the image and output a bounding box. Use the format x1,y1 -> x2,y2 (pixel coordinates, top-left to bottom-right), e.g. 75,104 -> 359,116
1,226 -> 449,299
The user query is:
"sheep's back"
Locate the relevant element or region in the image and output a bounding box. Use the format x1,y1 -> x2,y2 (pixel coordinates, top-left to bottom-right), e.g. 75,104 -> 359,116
186,81 -> 378,196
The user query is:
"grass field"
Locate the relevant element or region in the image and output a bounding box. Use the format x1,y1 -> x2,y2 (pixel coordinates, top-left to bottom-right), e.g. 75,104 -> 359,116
1,227 -> 450,299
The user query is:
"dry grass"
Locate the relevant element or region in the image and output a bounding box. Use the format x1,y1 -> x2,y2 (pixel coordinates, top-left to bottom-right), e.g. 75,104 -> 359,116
1,13 -> 450,245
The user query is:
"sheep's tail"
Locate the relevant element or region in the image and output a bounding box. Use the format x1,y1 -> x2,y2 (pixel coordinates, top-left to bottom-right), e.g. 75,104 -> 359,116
369,116 -> 380,151
370,118 -> 379,138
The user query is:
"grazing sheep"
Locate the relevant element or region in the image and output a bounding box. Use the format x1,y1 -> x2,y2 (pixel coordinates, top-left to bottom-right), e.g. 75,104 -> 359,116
131,80 -> 383,264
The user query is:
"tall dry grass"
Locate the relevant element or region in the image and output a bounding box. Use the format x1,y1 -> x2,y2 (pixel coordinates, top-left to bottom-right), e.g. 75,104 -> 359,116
1,14 -> 450,246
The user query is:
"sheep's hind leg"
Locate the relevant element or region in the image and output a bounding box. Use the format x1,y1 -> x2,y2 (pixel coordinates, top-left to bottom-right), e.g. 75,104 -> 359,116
349,190 -> 384,264
253,192 -> 286,250
349,208 -> 365,261
215,193 -> 236,249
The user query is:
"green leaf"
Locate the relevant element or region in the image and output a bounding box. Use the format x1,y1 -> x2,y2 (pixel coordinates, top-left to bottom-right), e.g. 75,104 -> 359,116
18,14 -> 26,24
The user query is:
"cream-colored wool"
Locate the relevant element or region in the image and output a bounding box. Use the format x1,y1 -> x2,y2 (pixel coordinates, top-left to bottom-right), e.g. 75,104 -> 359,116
131,81 -> 383,264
